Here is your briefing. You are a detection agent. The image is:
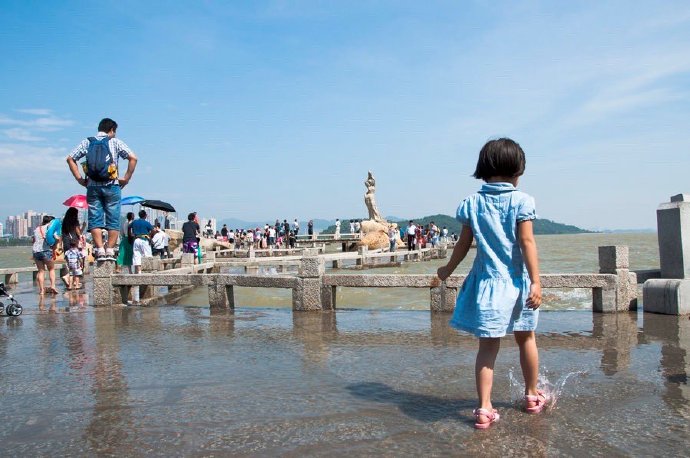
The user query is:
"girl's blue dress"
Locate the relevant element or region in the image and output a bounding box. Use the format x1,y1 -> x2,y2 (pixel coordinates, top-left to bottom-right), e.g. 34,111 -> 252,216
449,182 -> 538,338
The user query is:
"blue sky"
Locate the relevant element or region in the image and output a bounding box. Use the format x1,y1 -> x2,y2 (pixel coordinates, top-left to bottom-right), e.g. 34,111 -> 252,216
1,1 -> 689,230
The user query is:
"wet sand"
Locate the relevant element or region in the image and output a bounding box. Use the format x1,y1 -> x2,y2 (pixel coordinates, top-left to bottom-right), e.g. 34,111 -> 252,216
1,306 -> 688,456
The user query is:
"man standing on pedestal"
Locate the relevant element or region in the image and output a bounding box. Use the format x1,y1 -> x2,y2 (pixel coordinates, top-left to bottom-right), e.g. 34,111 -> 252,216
66,118 -> 138,261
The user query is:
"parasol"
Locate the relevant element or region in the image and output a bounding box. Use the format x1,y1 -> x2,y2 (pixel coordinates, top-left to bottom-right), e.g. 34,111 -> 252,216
141,199 -> 176,212
121,195 -> 146,206
63,194 -> 88,209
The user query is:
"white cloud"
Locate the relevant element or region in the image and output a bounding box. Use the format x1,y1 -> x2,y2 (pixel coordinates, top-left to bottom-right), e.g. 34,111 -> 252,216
2,128 -> 45,142
0,113 -> 75,131
16,108 -> 53,116
0,143 -> 67,176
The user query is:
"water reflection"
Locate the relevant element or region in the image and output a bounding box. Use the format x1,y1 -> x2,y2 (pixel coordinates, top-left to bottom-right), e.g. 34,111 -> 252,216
592,312 -> 638,375
84,309 -> 134,453
292,311 -> 337,366
643,315 -> 690,418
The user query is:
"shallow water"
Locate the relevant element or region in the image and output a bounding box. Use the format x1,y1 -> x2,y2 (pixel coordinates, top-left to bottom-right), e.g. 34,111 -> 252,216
0,306 -> 688,456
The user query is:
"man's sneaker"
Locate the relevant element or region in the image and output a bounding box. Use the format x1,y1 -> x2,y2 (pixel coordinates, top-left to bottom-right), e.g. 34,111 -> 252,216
104,248 -> 116,261
94,248 -> 106,262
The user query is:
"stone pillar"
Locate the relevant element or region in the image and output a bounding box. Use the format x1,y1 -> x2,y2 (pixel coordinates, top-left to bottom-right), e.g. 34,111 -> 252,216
321,285 -> 337,310
645,194 -> 690,315
181,253 -> 195,268
93,261 -> 116,306
430,282 -> 457,312
356,246 -> 367,266
292,257 -> 325,311
208,281 -> 234,310
593,246 -> 636,312
658,194 -> 690,279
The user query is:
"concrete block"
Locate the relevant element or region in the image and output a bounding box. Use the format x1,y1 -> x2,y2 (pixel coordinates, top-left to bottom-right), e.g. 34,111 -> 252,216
93,259 -> 116,278
599,246 -> 629,272
430,285 -> 457,312
657,196 -> 690,279
181,253 -> 195,266
208,283 -> 234,310
292,278 -> 322,311
299,257 -> 325,278
321,285 -> 336,311
643,279 -> 690,315
93,277 -> 114,306
142,257 -> 161,272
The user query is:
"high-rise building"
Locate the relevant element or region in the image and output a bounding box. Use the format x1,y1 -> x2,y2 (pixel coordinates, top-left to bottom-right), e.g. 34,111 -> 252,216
0,222 -> 4,237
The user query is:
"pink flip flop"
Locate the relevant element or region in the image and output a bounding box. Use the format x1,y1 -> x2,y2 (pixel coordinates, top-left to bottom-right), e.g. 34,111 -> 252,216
525,390 -> 550,414
473,408 -> 500,429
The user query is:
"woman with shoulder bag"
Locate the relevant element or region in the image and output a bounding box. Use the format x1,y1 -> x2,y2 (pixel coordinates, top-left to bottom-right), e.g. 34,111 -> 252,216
33,215 -> 59,295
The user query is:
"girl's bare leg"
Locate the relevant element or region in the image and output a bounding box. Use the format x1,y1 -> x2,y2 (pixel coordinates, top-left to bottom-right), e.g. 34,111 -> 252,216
514,331 -> 540,408
476,337 -> 501,421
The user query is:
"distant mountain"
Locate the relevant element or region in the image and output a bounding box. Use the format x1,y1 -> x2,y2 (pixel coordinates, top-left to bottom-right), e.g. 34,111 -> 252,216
321,214 -> 593,235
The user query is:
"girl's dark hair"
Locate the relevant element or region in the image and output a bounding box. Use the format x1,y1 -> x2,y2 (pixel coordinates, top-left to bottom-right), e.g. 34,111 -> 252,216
188,212 -> 196,221
41,215 -> 54,225
62,207 -> 80,235
472,138 -> 526,180
126,212 -> 135,221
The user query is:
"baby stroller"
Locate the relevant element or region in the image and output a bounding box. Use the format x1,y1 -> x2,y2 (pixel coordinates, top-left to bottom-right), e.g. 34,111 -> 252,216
0,282 -> 22,316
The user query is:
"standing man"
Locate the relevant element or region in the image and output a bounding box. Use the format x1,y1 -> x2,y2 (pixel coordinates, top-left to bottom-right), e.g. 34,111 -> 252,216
293,218 -> 300,235
67,118 -> 138,261
334,218 -> 341,240
406,220 -> 416,251
307,220 -> 314,240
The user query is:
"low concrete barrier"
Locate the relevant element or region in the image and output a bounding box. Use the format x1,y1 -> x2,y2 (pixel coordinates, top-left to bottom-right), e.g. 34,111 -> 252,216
92,245 -> 637,314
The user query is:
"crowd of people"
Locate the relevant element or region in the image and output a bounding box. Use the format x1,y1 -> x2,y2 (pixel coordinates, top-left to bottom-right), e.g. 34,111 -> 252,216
402,221 -> 455,251
211,218 -> 313,250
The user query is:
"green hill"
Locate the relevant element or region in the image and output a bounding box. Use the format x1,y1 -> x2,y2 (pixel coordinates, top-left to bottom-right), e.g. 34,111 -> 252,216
322,214 -> 592,235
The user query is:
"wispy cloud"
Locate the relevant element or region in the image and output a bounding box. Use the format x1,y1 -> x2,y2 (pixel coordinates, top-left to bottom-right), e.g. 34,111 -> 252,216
16,108 -> 53,116
2,128 -> 45,142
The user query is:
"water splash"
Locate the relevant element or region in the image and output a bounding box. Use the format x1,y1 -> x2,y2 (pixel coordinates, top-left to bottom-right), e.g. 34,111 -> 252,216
508,367 -> 587,411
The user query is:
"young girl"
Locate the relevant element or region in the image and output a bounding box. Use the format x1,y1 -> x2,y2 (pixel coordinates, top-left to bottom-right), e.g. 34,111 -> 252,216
436,138 -> 546,429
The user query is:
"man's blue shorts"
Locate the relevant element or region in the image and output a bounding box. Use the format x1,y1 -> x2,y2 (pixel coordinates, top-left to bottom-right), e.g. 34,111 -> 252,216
87,185 -> 121,231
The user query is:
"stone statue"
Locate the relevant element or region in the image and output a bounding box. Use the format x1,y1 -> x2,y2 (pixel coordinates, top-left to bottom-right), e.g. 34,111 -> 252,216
364,171 -> 384,222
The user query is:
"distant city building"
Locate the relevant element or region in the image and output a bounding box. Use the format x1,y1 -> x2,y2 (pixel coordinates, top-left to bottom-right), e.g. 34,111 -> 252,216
4,210 -> 49,238
0,222 -> 3,237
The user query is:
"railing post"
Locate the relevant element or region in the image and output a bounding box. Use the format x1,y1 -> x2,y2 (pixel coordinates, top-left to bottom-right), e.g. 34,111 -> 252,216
293,257 -> 325,311
593,246 -> 636,312
93,261 -> 116,306
430,280 -> 457,312
208,279 -> 234,310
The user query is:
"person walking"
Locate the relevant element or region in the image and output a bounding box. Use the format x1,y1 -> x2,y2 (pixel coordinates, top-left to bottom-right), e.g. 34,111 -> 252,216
130,209 -> 154,305
66,118 -> 138,261
436,138 -> 545,429
182,212 -> 201,262
32,215 -> 60,295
